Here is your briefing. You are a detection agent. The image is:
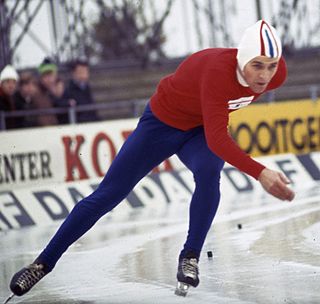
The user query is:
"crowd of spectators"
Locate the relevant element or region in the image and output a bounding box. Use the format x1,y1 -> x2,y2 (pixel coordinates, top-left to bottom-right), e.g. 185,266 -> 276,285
0,57 -> 98,130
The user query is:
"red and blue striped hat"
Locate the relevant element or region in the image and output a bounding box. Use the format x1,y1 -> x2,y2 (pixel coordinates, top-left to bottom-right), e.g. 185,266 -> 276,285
237,20 -> 282,71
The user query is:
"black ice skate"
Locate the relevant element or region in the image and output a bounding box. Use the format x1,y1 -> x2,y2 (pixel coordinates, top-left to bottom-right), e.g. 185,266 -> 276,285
175,253 -> 199,297
8,262 -> 48,300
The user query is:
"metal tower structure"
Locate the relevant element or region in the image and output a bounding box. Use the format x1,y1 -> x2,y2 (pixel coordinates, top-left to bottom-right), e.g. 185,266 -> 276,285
1,0 -> 320,70
0,0 -> 90,69
0,0 -> 44,68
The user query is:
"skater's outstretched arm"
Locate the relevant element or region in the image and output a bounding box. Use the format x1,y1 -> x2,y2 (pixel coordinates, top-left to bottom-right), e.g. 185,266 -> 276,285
258,168 -> 295,201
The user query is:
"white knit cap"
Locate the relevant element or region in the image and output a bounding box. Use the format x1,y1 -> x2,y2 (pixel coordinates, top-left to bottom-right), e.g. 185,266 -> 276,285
0,65 -> 19,83
237,20 -> 282,71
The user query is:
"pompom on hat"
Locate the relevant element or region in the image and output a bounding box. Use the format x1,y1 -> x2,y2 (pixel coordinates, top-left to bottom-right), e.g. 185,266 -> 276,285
237,20 -> 282,71
38,57 -> 58,75
0,65 -> 19,83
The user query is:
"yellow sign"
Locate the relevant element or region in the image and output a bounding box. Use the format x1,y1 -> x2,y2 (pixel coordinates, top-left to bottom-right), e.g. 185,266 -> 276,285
228,99 -> 320,157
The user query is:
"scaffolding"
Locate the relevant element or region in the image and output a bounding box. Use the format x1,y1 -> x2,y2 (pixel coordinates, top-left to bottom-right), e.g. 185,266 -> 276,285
0,0 -> 91,68
0,0 -> 320,69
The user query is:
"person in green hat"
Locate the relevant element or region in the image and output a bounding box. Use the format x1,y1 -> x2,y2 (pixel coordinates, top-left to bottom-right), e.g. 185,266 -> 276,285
32,58 -> 59,126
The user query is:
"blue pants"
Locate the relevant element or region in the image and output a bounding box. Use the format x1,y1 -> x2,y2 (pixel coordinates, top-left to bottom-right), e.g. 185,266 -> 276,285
38,105 -> 224,271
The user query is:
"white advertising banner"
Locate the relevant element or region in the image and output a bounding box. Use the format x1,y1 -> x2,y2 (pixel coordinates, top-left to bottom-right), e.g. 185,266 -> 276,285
0,119 -> 144,189
0,121 -> 319,230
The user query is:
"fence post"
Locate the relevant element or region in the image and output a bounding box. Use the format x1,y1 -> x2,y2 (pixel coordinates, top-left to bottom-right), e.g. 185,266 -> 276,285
133,100 -> 140,117
267,90 -> 275,103
0,111 -> 6,131
68,105 -> 77,124
310,85 -> 318,102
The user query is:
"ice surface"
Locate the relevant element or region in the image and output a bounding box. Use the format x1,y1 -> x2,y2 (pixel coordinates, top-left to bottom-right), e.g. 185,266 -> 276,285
1,189 -> 320,303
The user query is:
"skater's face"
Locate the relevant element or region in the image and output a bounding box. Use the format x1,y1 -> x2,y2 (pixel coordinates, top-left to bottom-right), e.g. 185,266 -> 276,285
243,56 -> 279,93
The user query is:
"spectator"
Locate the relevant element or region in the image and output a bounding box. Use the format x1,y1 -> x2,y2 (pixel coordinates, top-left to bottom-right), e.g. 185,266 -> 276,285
51,77 -> 69,124
32,58 -> 58,126
62,59 -> 98,123
38,57 -> 58,93
53,77 -> 65,100
0,64 -> 19,129
13,72 -> 39,128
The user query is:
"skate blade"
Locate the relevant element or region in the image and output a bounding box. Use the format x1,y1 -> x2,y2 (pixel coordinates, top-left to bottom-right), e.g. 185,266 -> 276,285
3,294 -> 15,304
174,281 -> 189,297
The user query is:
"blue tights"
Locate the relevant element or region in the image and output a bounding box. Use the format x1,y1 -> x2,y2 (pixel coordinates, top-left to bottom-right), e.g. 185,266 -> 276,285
38,105 -> 224,270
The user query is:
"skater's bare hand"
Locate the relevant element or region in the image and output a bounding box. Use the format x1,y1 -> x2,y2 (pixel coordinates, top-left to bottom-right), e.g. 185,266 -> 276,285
258,168 -> 295,201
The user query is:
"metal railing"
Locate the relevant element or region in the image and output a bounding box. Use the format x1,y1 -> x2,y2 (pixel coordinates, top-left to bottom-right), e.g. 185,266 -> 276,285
261,84 -> 320,103
0,84 -> 319,131
0,98 -> 148,131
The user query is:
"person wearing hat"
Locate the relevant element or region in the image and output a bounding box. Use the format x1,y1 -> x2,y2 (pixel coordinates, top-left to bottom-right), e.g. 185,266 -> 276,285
13,72 -> 39,128
31,58 -> 59,126
38,57 -> 58,93
0,64 -> 19,129
9,20 -> 295,299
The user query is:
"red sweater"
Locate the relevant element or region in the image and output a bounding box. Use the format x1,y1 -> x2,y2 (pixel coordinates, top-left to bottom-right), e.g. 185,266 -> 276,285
150,48 -> 287,179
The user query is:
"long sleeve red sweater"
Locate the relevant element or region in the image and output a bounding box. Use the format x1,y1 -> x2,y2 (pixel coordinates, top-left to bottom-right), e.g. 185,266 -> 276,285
150,48 -> 287,180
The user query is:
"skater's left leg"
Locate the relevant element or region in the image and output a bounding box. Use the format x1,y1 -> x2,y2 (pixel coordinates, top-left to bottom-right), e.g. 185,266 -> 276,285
174,128 -> 224,294
177,128 -> 225,260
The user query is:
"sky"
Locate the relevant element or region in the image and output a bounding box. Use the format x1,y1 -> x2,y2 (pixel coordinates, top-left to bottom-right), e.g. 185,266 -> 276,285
7,0 -> 320,68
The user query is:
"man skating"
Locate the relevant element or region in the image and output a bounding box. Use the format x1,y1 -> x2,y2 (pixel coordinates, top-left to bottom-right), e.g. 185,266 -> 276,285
8,20 -> 295,300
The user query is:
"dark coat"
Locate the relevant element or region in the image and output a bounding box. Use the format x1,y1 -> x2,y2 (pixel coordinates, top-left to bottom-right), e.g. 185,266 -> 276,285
0,87 -> 19,129
13,91 -> 39,128
32,83 -> 58,126
62,80 -> 98,123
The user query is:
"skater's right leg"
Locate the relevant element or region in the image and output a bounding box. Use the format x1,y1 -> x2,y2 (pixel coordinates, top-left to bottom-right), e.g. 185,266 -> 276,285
37,106 -> 187,271
9,105 -> 187,296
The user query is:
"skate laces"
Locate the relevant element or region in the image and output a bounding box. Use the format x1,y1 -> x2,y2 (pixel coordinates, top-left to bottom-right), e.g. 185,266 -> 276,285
181,258 -> 199,278
16,264 -> 46,291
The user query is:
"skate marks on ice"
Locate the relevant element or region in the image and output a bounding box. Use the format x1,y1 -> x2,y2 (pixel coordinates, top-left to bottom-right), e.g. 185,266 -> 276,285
0,227 -> 244,304
1,194 -> 320,303
201,196 -> 320,303
0,214 -> 250,304
122,196 -> 320,303
3,297 -> 94,304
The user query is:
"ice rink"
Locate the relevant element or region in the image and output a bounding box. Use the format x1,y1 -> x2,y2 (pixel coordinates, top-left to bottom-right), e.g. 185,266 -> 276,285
1,185 -> 320,304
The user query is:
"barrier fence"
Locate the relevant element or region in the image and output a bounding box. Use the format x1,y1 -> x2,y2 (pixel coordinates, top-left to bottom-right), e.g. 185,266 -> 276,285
0,99 -> 148,131
1,98 -> 319,189
1,98 -> 320,230
0,152 -> 319,230
1,84 -> 320,131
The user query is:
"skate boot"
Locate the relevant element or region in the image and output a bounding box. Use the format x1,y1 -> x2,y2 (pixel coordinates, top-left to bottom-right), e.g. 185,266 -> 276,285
175,253 -> 199,297
9,262 -> 49,297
